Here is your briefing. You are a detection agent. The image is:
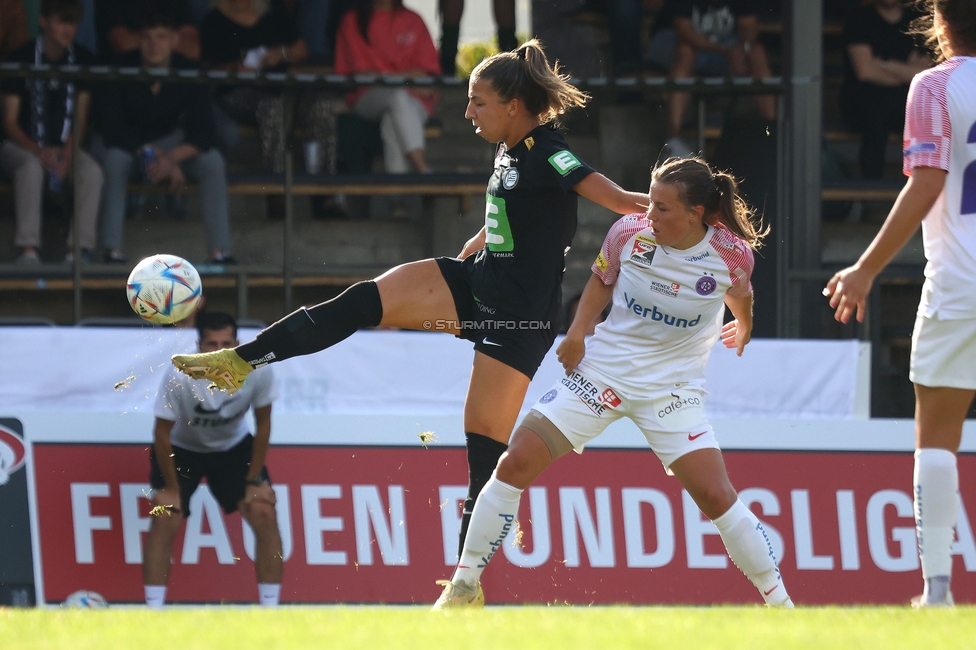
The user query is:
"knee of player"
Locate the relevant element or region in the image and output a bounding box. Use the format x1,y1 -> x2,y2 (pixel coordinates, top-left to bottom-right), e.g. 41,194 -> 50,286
495,449 -> 543,488
697,484 -> 738,521
243,501 -> 278,529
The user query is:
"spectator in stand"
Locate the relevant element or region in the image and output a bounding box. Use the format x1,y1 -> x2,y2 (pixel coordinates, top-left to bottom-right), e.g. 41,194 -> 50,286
96,0 -> 200,61
438,0 -> 516,77
0,0 -> 30,62
201,0 -> 339,175
334,0 -> 439,174
0,0 -> 102,265
647,0 -> 776,159
605,0 -> 664,77
94,6 -> 233,265
841,0 -> 930,179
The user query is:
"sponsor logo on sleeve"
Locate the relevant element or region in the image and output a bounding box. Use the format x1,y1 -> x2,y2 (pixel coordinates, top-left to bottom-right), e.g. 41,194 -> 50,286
548,150 -> 583,176
629,235 -> 657,267
903,141 -> 938,157
595,250 -> 609,272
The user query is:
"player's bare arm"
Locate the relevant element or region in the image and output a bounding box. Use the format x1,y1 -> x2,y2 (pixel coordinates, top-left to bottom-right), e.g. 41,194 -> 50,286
574,173 -> 649,215
151,418 -> 181,513
722,292 -> 754,357
824,167 -> 946,324
458,226 -> 487,259
557,274 -> 614,373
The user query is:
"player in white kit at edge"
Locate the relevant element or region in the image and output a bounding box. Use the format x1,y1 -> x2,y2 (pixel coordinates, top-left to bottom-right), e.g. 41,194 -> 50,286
826,0 -> 976,608
434,156 -> 795,608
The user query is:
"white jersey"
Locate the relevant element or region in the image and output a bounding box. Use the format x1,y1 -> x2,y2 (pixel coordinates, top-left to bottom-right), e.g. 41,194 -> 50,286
153,362 -> 277,453
583,215 -> 754,392
903,56 -> 976,319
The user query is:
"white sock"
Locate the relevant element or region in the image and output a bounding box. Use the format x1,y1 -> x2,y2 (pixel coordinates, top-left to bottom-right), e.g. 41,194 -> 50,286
914,448 -> 958,600
713,500 -> 790,606
144,584 -> 166,609
452,474 -> 523,587
258,583 -> 281,606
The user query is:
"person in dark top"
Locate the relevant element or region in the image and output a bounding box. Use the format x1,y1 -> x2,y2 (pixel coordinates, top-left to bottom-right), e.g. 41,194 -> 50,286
201,0 -> 336,174
170,41 -> 648,599
93,6 -> 233,264
0,0 -> 30,62
841,0 -> 930,179
647,0 -> 775,159
96,0 -> 200,61
0,0 -> 103,264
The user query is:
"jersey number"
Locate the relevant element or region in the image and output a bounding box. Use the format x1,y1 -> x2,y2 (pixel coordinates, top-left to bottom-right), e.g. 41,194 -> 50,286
962,119 -> 976,215
485,195 -> 514,252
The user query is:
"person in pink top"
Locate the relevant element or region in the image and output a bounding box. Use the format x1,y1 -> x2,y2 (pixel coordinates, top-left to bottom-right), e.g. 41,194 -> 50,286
334,0 -> 440,174
825,0 -> 976,608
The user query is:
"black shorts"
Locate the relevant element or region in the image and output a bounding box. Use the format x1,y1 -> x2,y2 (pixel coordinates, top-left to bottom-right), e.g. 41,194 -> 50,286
149,434 -> 271,518
435,256 -> 558,379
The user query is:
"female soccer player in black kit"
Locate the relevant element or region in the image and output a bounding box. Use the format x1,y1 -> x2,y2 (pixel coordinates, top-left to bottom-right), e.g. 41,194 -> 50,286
173,40 -> 648,602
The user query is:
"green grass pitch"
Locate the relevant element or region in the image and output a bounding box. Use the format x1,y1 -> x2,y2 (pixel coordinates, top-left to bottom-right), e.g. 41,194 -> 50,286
2,606 -> 975,649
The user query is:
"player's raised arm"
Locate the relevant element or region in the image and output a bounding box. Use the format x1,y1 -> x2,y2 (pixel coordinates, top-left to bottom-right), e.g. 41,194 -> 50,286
574,172 -> 649,215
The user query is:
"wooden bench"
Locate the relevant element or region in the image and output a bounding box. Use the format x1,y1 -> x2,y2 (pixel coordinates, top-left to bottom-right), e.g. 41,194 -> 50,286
821,179 -> 904,202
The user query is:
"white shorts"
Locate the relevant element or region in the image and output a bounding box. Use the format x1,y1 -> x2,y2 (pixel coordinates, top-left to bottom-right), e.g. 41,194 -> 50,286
531,366 -> 719,471
910,313 -> 976,390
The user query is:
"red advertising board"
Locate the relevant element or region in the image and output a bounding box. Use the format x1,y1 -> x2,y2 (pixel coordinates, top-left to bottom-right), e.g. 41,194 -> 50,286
32,444 -> 975,605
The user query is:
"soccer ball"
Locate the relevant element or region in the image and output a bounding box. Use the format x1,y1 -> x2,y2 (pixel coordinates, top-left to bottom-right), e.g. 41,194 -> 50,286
62,590 -> 108,608
126,254 -> 202,324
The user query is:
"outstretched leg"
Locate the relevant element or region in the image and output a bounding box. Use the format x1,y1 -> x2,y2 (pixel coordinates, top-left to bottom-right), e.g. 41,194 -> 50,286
669,448 -> 793,606
172,259 -> 459,391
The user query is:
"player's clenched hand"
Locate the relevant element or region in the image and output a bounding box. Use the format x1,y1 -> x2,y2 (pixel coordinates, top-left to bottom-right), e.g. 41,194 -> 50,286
721,319 -> 750,357
556,335 -> 586,374
824,265 -> 875,324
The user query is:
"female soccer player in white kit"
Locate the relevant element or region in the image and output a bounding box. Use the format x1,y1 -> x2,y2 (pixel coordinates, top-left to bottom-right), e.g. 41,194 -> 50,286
434,157 -> 794,608
825,0 -> 976,608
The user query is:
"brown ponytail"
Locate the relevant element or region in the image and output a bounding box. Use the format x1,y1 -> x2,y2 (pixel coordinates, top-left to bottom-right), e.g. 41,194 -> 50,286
652,157 -> 769,249
912,0 -> 976,61
470,39 -> 589,124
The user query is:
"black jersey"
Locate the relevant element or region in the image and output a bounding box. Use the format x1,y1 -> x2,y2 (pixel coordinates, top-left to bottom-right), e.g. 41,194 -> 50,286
468,124 -> 595,320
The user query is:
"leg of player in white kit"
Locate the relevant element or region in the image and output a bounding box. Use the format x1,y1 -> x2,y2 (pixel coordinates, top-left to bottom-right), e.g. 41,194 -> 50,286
712,500 -> 792,606
434,473 -> 522,608
670,448 -> 793,607
913,448 -> 958,607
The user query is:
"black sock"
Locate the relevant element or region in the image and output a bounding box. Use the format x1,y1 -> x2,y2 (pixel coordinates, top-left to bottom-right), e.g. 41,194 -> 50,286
440,24 -> 460,76
235,281 -> 383,367
458,432 -> 509,556
497,27 -> 517,53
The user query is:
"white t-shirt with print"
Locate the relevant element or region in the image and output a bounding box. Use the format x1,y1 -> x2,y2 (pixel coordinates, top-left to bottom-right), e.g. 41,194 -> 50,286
153,363 -> 277,453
